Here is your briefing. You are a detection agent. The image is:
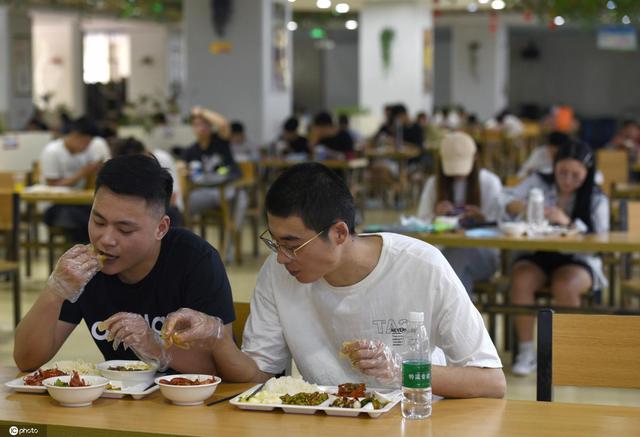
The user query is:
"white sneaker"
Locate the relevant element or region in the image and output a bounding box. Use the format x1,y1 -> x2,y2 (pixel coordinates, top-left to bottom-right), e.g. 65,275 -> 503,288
512,350 -> 537,376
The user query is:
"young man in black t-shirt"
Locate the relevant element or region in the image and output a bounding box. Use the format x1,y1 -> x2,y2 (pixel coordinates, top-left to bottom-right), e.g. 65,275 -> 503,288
14,155 -> 235,374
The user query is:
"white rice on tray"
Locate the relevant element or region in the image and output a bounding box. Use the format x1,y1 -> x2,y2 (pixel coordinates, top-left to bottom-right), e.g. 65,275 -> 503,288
263,376 -> 318,395
45,360 -> 99,376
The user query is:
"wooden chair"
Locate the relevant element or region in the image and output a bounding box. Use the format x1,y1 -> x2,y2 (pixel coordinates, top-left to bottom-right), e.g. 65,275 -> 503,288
179,162 -> 235,262
596,149 -> 628,197
234,161 -> 262,263
0,191 -> 21,326
619,200 -> 640,306
536,309 -> 640,401
232,301 -> 250,348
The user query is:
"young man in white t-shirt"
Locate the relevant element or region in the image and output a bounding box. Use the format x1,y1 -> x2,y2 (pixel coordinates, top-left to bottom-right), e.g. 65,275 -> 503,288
40,116 -> 103,242
161,163 -> 506,398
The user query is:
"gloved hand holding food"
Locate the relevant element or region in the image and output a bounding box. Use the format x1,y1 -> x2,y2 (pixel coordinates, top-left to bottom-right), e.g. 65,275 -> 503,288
341,339 -> 402,386
161,308 -> 224,351
100,312 -> 171,372
46,244 -> 103,303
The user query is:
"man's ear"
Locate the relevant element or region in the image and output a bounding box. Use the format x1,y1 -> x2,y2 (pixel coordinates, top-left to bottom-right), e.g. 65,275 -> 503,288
333,221 -> 350,245
156,215 -> 171,240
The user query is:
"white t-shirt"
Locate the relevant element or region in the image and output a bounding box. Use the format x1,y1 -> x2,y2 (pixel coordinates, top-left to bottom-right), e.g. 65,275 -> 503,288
152,149 -> 184,211
242,232 -> 502,386
87,137 -> 111,162
40,139 -> 92,188
416,169 -> 503,223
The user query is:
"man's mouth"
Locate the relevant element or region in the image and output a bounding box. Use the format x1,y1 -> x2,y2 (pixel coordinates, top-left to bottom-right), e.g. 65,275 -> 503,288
98,249 -> 118,261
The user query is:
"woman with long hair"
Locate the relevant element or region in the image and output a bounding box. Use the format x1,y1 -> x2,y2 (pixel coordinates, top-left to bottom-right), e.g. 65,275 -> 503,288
417,132 -> 503,295
504,140 -> 609,376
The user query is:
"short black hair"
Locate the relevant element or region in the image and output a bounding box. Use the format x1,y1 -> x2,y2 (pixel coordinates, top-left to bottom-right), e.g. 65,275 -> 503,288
313,111 -> 333,127
230,121 -> 245,134
390,104 -> 408,120
96,155 -> 172,214
113,137 -> 146,157
266,162 -> 355,234
283,117 -> 299,132
67,116 -> 99,137
338,113 -> 349,126
547,131 -> 570,147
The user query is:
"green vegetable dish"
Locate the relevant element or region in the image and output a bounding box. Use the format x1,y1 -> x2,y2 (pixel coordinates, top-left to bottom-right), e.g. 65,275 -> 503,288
280,392 -> 329,406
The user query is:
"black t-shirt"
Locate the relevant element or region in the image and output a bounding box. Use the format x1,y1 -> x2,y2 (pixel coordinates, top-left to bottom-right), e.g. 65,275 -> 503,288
319,130 -> 355,153
286,136 -> 310,155
59,228 -> 235,361
183,134 -> 239,175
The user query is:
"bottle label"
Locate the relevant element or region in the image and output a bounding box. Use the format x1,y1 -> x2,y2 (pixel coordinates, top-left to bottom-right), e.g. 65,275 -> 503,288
402,361 -> 431,389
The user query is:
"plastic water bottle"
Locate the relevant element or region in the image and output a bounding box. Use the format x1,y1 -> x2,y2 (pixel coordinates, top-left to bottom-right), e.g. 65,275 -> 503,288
401,311 -> 432,419
527,187 -> 545,232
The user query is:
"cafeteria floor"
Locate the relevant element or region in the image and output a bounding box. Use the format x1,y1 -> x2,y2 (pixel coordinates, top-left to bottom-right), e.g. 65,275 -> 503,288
1,208 -> 638,406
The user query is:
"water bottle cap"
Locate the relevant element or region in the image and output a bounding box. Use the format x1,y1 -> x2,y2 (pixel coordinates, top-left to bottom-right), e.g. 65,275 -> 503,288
409,312 -> 424,322
529,187 -> 543,200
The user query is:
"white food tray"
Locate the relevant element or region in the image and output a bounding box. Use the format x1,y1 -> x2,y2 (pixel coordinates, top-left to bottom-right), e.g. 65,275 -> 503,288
230,385 -> 402,418
5,372 -> 159,400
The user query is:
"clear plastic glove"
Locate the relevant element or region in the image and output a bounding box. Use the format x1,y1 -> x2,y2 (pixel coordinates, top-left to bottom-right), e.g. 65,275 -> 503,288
340,339 -> 402,386
161,308 -> 224,351
101,312 -> 171,372
46,244 -> 102,303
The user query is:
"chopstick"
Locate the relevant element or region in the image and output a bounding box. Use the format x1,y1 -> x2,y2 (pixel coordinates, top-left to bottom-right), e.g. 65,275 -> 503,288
206,392 -> 242,406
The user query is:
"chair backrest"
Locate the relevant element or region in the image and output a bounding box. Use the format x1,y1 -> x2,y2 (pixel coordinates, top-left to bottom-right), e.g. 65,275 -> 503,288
0,173 -> 14,189
596,149 -> 629,196
626,200 -> 640,235
537,310 -> 640,402
232,301 -> 250,348
0,191 -> 20,260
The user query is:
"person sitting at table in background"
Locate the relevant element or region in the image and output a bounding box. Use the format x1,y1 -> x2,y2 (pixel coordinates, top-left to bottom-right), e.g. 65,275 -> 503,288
14,155 -> 235,374
337,113 -> 361,146
417,132 -> 502,296
112,136 -> 185,227
309,111 -> 355,159
607,119 -> 640,162
278,116 -> 310,157
229,120 -> 259,162
503,140 -> 609,376
183,106 -> 246,255
159,162 -> 506,399
517,131 -> 571,179
40,116 -> 104,243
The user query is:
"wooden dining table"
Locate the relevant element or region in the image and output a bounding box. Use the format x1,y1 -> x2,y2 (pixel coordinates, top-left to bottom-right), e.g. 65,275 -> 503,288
408,230 -> 640,307
1,367 -> 639,436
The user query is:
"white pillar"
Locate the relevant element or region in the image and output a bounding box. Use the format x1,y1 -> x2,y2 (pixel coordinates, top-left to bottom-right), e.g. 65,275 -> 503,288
444,14 -> 509,121
0,4 -> 32,130
128,23 -> 169,103
359,0 -> 433,119
31,11 -> 84,115
183,0 -> 293,143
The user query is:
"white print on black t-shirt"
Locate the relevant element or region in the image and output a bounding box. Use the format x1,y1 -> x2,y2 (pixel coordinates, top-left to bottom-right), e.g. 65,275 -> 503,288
90,314 -> 166,342
372,318 -> 408,347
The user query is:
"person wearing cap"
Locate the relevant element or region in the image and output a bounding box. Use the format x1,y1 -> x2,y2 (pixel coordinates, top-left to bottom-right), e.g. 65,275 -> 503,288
157,162 -> 506,399
417,132 -> 503,295
40,116 -> 105,243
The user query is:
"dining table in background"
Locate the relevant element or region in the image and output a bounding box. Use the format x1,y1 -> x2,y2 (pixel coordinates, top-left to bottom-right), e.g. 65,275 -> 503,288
1,366 -> 639,437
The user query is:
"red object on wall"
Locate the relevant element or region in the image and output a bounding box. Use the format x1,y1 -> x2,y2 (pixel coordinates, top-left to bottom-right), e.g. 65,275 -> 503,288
489,12 -> 498,33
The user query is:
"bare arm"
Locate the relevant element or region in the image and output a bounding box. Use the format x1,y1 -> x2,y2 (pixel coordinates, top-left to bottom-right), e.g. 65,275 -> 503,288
13,287 -> 76,371
432,366 -> 506,399
194,107 -> 230,140
210,330 -> 273,383
46,162 -> 100,187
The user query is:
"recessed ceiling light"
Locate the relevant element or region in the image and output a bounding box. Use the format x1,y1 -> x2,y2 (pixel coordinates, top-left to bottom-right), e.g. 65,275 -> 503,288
287,21 -> 298,31
317,0 -> 331,9
553,16 -> 565,26
467,3 -> 478,13
491,0 -> 505,10
345,20 -> 358,30
336,3 -> 350,14
622,15 -> 631,25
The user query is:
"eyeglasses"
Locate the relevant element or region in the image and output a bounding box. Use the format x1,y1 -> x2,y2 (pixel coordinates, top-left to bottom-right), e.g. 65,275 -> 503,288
260,225 -> 332,260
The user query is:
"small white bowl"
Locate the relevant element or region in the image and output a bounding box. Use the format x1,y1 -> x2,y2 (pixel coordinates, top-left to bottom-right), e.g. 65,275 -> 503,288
97,360 -> 158,386
500,221 -> 527,237
155,374 -> 221,406
42,375 -> 109,407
